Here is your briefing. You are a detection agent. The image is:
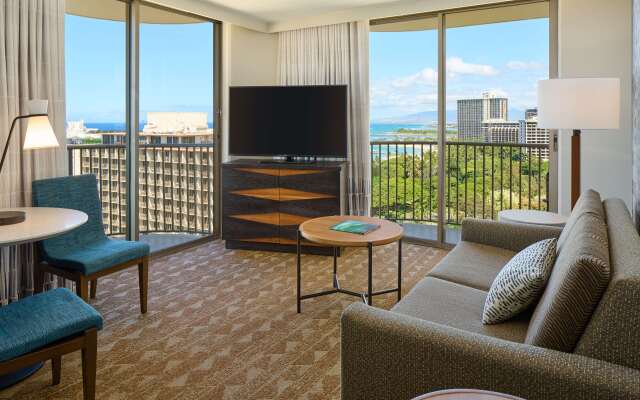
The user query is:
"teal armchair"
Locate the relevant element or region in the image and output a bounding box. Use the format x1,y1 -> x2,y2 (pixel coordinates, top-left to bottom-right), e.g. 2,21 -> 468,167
32,175 -> 150,313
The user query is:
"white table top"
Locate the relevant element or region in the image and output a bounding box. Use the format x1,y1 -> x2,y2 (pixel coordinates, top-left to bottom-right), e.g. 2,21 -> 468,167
498,209 -> 568,227
0,207 -> 88,247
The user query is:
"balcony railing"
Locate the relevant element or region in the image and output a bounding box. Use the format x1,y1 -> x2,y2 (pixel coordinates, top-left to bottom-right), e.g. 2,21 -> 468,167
68,143 -> 215,237
370,141 -> 549,225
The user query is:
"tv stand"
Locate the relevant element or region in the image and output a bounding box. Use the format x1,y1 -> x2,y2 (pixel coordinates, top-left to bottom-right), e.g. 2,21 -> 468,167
222,159 -> 346,255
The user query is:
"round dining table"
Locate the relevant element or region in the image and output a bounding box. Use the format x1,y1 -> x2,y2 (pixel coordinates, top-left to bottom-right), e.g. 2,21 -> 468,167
0,207 -> 88,388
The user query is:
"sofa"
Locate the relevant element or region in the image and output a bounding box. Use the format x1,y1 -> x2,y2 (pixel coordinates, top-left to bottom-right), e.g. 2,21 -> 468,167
341,190 -> 640,400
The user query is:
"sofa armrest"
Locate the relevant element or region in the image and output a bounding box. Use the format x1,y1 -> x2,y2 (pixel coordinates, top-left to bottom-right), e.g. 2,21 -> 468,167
341,303 -> 640,400
460,218 -> 563,252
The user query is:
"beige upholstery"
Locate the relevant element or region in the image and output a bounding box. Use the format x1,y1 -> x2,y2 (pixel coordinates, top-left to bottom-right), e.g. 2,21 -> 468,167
574,199 -> 640,370
557,189 -> 604,251
341,190 -> 640,400
525,212 -> 610,352
428,242 -> 515,291
523,192 -> 609,351
391,277 -> 530,343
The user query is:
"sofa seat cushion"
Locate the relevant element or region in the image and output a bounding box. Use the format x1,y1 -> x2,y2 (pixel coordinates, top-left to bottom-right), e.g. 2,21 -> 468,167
391,277 -> 530,343
0,288 -> 103,362
42,237 -> 150,276
428,241 -> 516,291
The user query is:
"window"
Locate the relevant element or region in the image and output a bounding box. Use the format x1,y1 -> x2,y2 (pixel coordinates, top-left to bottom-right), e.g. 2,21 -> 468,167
370,1 -> 553,245
66,0 -> 219,249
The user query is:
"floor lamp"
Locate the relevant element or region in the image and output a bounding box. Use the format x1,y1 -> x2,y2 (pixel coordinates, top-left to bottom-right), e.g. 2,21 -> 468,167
0,100 -> 59,225
537,78 -> 620,209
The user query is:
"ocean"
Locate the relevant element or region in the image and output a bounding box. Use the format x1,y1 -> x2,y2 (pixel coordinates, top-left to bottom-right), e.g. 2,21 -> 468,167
84,122 -> 435,141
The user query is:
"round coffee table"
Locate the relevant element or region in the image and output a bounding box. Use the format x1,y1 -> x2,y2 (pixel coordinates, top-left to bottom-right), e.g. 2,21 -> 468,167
498,209 -> 567,227
296,215 -> 404,313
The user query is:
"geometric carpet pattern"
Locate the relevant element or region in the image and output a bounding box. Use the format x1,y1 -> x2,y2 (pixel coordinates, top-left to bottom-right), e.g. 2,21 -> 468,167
2,240 -> 447,400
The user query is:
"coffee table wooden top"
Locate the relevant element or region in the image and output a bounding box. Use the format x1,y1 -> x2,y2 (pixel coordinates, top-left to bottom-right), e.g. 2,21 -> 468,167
412,389 -> 525,400
299,216 -> 403,247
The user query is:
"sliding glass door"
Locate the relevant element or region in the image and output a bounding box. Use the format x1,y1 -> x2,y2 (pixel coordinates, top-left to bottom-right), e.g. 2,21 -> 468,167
370,16 -> 440,241
65,0 -> 220,253
370,0 -> 555,246
138,4 -> 216,251
65,0 -> 128,236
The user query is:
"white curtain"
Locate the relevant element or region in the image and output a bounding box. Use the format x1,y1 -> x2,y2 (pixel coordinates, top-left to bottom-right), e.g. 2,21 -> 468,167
0,0 -> 67,304
278,22 -> 371,216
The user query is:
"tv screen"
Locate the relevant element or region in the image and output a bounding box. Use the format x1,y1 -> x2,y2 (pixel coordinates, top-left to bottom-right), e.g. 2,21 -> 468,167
229,85 -> 347,158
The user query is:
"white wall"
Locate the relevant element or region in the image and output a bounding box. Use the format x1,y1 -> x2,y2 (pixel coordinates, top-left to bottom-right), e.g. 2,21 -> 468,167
221,24 -> 278,161
557,0 -> 633,214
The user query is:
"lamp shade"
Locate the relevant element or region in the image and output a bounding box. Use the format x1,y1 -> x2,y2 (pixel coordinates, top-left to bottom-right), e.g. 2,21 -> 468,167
537,78 -> 620,130
22,99 -> 59,150
23,116 -> 59,150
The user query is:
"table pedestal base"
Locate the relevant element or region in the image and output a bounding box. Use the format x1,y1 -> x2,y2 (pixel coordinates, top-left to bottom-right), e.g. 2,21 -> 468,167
297,233 -> 403,313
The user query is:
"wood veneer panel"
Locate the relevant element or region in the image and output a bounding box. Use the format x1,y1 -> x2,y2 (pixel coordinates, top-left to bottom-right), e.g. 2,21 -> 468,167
231,188 -> 334,201
235,168 -> 280,176
279,188 -> 334,201
230,212 -> 309,226
235,168 -> 326,177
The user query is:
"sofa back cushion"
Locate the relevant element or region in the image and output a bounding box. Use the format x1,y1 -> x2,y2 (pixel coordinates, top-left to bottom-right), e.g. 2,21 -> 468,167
574,199 -> 640,370
525,199 -> 610,352
557,189 -> 604,251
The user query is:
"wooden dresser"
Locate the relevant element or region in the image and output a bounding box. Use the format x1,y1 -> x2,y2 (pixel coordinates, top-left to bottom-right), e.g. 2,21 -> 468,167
222,159 -> 345,254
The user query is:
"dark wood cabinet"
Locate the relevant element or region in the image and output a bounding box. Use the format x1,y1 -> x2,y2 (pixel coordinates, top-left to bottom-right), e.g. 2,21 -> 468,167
222,160 -> 345,254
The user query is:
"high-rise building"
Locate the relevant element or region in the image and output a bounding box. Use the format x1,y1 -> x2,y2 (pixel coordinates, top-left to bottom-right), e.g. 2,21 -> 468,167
482,119 -> 520,143
457,92 -> 508,141
519,118 -> 550,160
69,112 -> 215,235
525,108 -> 538,120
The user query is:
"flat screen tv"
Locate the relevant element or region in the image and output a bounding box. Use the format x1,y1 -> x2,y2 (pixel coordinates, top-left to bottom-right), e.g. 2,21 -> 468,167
229,85 -> 348,158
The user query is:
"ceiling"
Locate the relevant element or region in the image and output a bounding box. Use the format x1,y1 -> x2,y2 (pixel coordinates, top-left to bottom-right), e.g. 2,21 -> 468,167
200,0 -> 401,24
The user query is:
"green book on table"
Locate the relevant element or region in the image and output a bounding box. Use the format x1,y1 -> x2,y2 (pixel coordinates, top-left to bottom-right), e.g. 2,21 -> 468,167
330,220 -> 380,235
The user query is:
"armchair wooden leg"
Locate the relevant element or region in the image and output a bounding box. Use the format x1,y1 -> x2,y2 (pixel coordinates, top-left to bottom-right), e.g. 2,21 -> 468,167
81,329 -> 97,400
34,266 -> 45,294
77,277 -> 89,302
90,279 -> 97,299
138,257 -> 149,314
51,355 -> 61,385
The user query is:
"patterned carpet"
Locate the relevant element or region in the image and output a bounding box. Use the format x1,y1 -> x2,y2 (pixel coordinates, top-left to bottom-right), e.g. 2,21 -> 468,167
3,240 -> 446,400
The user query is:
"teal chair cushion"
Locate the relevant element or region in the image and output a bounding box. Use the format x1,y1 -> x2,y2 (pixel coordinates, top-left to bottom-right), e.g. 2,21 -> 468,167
32,175 -> 150,275
0,288 -> 103,362
42,238 -> 150,275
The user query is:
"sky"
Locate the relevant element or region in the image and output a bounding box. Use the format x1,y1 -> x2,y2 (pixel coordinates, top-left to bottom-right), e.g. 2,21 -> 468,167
370,18 -> 549,121
65,13 -> 214,124
66,13 -> 547,125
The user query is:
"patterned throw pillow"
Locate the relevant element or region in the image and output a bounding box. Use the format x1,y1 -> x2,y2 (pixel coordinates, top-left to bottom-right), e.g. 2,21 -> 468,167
482,238 -> 558,325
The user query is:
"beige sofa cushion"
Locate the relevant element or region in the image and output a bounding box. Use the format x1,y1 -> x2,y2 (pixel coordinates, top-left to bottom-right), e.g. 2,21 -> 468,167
392,277 -> 530,343
428,242 -> 516,291
525,213 -> 610,352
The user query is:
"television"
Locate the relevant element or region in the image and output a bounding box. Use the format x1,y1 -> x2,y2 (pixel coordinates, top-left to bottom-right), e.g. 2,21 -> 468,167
229,85 -> 348,158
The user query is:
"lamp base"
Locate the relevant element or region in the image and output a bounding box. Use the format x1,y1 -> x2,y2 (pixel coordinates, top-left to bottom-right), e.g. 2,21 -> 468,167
0,211 -> 26,226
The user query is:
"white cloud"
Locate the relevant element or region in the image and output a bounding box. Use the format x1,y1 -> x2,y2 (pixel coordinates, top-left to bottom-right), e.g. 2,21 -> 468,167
391,68 -> 437,88
447,57 -> 498,77
507,60 -> 544,70
389,57 -> 497,89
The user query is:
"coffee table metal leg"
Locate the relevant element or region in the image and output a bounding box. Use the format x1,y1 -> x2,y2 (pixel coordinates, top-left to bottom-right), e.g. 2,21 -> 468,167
398,239 -> 402,301
333,246 -> 339,289
297,230 -> 302,313
367,242 -> 373,306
